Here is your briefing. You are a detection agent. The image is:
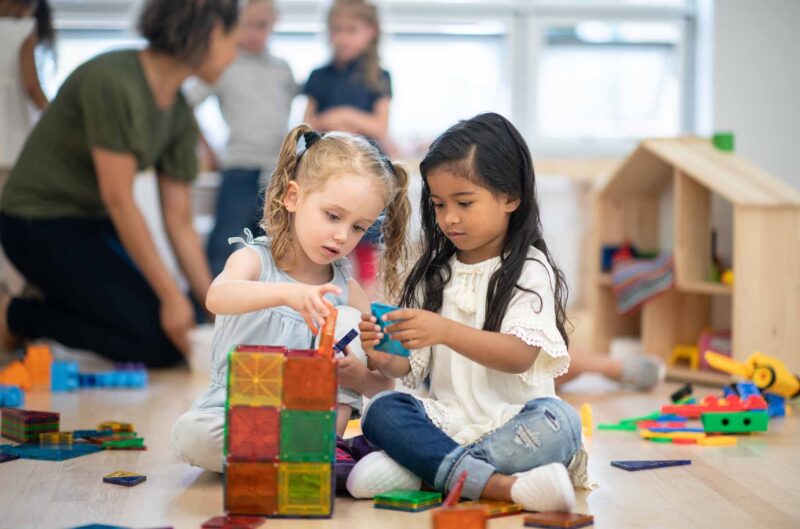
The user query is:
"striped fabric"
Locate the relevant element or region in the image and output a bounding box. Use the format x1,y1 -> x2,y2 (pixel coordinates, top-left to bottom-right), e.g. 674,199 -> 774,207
611,254 -> 674,315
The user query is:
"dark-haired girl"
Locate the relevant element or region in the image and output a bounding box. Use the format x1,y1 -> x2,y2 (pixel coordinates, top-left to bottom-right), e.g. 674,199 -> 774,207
0,0 -> 240,366
353,113 -> 591,510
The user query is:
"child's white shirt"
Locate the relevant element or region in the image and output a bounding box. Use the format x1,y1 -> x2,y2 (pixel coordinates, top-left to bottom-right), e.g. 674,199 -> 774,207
401,246 -> 592,489
0,17 -> 37,167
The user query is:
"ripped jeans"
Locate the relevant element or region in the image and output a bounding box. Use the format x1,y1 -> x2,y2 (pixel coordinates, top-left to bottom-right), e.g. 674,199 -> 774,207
361,392 -> 581,500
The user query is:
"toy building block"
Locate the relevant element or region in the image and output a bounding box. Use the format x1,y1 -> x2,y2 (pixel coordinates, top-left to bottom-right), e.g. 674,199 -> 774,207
0,442 -> 102,461
669,345 -> 700,371
671,383 -> 693,403
279,410 -> 335,462
700,411 -> 768,433
734,382 -> 761,399
103,437 -> 146,450
316,304 -> 338,358
639,429 -> 705,441
0,453 -> 21,463
282,350 -> 337,411
225,461 -> 279,516
370,302 -> 410,357
374,490 -> 442,512
333,329 -> 359,357
580,403 -> 592,438
764,393 -> 786,418
611,460 -> 691,472
103,471 -> 146,487
597,422 -> 637,431
2,408 -> 59,443
40,431 -> 73,445
619,411 -> 662,424
0,361 -> 31,390
662,394 -> 767,419
698,435 -> 737,446
277,462 -> 332,517
226,406 -> 280,461
0,385 -> 24,407
454,500 -> 522,518
434,472 -> 488,529
201,515 -> 265,529
705,350 -> 800,399
52,361 -> 79,392
228,349 -> 285,407
24,344 -> 53,387
98,421 -> 134,433
524,512 -> 595,528
649,426 -> 704,433
637,421 -> 688,429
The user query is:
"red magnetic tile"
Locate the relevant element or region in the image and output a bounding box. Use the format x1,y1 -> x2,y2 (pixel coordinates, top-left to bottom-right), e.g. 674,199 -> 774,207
228,406 -> 280,461
201,515 -> 265,528
282,352 -> 337,411
225,461 -> 279,516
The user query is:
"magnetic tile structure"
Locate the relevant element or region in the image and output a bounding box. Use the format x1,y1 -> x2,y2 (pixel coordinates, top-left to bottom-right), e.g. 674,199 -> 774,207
1,408 -> 59,443
223,308 -> 338,518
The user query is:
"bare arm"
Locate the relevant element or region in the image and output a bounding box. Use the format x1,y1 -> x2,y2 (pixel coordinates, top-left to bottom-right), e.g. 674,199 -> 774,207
19,33 -> 47,110
303,97 -> 319,129
158,176 -> 213,307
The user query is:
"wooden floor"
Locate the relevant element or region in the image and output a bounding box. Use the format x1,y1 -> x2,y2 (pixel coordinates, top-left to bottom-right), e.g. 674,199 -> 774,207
1,369 -> 799,529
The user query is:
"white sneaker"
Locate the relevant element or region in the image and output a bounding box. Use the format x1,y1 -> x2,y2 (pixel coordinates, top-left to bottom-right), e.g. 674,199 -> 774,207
511,463 -> 576,512
346,451 -> 422,499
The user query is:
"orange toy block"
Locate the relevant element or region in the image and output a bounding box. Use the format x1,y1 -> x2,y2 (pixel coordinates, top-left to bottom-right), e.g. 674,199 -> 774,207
434,508 -> 488,529
225,461 -> 279,516
24,344 -> 53,387
317,305 -> 338,358
282,350 -> 337,411
0,361 -> 31,390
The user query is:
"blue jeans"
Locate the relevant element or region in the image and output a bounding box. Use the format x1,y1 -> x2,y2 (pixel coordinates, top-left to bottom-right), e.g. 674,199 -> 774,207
361,392 -> 581,500
206,168 -> 266,277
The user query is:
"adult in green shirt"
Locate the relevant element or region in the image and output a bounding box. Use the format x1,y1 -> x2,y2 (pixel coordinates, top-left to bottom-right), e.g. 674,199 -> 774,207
0,0 -> 241,366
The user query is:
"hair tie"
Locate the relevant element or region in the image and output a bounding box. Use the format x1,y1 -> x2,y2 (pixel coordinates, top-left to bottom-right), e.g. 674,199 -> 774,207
296,130 -> 322,158
382,156 -> 395,174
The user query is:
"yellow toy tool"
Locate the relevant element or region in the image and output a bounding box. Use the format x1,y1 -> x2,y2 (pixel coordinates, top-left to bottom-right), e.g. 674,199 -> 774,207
704,350 -> 800,399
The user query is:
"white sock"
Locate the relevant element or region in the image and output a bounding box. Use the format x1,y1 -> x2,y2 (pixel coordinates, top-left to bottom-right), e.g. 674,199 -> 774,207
510,463 -> 576,512
346,451 -> 422,499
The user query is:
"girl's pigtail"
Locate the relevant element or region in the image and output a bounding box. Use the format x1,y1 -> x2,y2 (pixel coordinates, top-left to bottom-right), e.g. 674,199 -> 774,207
380,161 -> 411,301
263,123 -> 313,268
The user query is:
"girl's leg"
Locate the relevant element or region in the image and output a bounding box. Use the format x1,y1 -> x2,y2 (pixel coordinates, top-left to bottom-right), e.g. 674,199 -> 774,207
171,407 -> 226,473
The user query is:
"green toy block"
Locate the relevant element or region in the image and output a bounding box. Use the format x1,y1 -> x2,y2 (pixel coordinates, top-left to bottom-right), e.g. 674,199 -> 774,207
649,437 -> 673,443
374,490 -> 441,504
712,132 -> 735,152
103,437 -> 145,449
619,411 -> 661,425
701,411 -> 768,433
598,423 -> 637,431
279,410 -> 335,462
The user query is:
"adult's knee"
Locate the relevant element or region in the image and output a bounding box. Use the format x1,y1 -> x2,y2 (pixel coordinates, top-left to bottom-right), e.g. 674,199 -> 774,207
171,408 -> 225,473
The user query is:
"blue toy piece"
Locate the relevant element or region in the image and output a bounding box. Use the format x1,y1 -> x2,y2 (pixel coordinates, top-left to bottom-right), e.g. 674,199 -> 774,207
370,302 -> 410,357
334,329 -> 359,357
723,386 -> 736,398
735,382 -> 761,399
0,443 -> 102,461
51,361 -> 79,392
654,414 -> 688,422
649,426 -> 705,433
0,453 -> 21,463
611,460 -> 691,472
764,393 -> 786,418
0,385 -> 24,407
78,369 -> 148,389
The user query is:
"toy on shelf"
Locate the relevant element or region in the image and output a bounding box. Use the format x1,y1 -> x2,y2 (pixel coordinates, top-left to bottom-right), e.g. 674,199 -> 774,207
668,345 -> 700,371
370,302 -> 410,357
611,460 -> 691,472
721,269 -> 734,285
0,385 -> 24,407
704,351 -> 800,399
1,408 -> 59,443
223,310 -> 338,518
24,344 -> 53,387
0,361 -> 31,390
52,361 -> 79,392
524,512 -> 595,528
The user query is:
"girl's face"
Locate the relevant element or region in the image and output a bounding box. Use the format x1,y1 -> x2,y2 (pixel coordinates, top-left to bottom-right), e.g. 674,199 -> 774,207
329,13 -> 377,64
239,1 -> 274,54
284,174 -> 384,266
196,22 -> 241,84
427,169 -> 520,264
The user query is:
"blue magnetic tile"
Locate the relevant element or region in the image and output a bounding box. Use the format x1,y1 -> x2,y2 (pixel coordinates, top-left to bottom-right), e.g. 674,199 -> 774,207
0,443 -> 103,461
103,475 -> 146,487
735,382 -> 761,399
649,427 -> 704,433
0,452 -> 21,463
655,414 -> 688,422
611,460 -> 691,471
370,302 -> 410,357
68,525 -> 130,529
334,329 -> 359,355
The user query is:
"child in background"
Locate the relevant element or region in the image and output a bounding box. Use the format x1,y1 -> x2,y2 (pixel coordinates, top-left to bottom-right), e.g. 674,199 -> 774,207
0,0 -> 52,170
186,0 -> 297,277
303,0 -> 393,291
351,113 -> 591,511
171,124 -> 411,480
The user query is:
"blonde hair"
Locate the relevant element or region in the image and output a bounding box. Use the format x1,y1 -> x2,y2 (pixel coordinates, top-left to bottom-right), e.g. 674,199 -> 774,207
327,0 -> 387,93
263,124 -> 411,299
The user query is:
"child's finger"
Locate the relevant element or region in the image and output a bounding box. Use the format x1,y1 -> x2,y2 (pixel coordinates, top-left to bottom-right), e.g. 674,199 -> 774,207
361,313 -> 377,323
319,283 -> 343,297
388,330 -> 415,342
383,309 -> 414,322
384,321 -> 409,334
313,296 -> 330,317
302,313 -> 319,335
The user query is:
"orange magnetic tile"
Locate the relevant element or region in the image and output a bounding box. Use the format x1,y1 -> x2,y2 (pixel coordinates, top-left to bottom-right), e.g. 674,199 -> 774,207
225,461 -> 279,516
434,508 -> 488,529
227,406 -> 280,461
282,351 -> 336,411
228,351 -> 284,407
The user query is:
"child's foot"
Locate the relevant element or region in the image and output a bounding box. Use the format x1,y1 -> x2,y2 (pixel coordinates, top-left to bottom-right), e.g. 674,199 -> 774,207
510,462 -> 576,512
345,451 -> 421,499
621,356 -> 665,391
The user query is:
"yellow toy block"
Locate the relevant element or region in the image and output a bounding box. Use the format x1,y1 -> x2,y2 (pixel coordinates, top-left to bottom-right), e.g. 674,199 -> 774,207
705,350 -> 800,398
580,403 -> 593,438
98,421 -> 134,433
39,432 -> 73,445
669,345 -> 700,371
228,351 -> 284,407
277,462 -> 332,516
698,436 -> 737,446
639,429 -> 706,441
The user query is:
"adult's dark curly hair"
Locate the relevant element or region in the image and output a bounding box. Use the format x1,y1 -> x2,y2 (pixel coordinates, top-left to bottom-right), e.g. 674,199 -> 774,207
138,0 -> 240,68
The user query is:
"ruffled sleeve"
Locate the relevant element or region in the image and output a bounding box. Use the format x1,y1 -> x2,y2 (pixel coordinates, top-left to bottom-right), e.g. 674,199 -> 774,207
500,252 -> 570,385
400,346 -> 431,389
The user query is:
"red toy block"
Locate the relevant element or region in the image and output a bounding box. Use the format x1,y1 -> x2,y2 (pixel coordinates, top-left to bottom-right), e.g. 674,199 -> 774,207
0,361 -> 31,390
661,394 -> 767,419
225,461 -> 279,516
282,350 -> 337,411
201,515 -> 265,529
24,344 -> 53,387
227,406 -> 280,461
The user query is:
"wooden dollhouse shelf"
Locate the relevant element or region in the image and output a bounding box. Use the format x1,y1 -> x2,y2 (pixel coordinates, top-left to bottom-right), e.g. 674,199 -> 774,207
590,136 -> 800,377
665,366 -> 731,387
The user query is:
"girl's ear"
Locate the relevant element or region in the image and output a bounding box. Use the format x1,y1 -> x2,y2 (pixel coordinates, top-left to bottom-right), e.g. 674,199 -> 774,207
503,195 -> 521,213
283,181 -> 301,212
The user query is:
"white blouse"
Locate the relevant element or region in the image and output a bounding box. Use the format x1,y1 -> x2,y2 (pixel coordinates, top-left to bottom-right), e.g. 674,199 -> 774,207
401,247 -> 592,489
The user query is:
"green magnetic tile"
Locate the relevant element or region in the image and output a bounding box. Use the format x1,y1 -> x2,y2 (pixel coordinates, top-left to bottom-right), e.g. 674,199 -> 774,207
279,410 -> 335,462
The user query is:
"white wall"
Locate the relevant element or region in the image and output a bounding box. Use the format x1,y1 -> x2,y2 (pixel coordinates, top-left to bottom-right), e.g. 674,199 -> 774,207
714,0 -> 800,190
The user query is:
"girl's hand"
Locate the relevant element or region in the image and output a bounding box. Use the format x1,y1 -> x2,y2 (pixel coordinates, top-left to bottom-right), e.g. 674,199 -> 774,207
284,283 -> 342,334
358,313 -> 395,368
383,308 -> 450,350
336,347 -> 368,393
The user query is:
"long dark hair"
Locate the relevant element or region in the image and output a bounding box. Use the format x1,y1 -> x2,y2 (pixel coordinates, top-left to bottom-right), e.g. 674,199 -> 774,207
6,0 -> 54,47
399,113 -> 570,344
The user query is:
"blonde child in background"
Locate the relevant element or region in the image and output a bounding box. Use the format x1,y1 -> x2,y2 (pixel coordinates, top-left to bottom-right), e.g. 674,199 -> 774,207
303,0 -> 394,291
186,0 -> 298,277
172,124 -> 411,487
351,113 -> 592,511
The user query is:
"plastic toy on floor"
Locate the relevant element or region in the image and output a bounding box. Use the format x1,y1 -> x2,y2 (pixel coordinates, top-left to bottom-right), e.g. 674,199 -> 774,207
524,512 -> 595,528
433,472 -> 487,529
704,350 -> 800,399
0,385 -> 23,407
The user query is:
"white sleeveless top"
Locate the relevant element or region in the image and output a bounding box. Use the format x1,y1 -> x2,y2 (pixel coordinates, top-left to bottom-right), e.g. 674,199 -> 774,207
0,17 -> 37,168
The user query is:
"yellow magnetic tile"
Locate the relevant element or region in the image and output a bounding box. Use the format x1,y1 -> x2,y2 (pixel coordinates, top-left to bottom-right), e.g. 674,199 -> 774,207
277,463 -> 331,516
228,352 -> 283,407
